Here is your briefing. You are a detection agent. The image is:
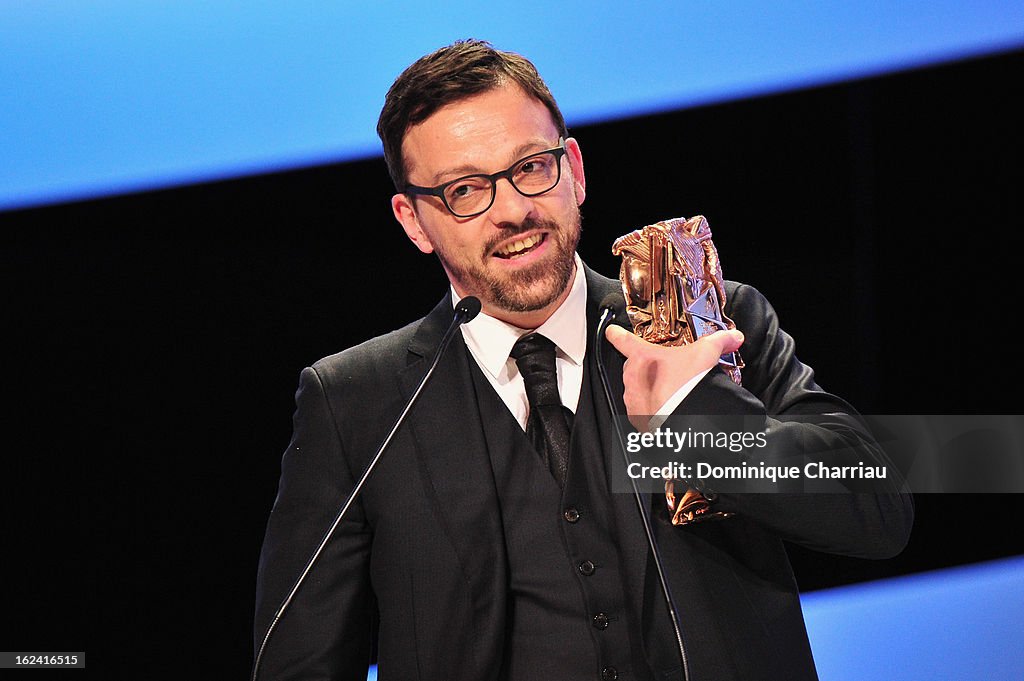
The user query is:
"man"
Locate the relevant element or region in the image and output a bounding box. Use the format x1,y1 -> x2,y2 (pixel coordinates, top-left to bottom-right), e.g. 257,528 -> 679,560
255,40 -> 912,680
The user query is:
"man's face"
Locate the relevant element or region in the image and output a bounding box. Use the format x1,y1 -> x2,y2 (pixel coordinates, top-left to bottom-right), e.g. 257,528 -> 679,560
391,84 -> 586,325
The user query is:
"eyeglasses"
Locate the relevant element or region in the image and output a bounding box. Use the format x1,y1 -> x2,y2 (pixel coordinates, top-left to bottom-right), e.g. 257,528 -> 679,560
403,139 -> 567,218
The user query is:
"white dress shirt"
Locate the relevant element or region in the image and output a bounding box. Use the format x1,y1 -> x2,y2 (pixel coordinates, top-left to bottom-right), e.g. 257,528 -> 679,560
454,254 -> 706,431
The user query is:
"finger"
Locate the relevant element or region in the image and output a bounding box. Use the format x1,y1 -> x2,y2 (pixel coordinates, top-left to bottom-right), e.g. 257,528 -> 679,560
605,324 -> 646,357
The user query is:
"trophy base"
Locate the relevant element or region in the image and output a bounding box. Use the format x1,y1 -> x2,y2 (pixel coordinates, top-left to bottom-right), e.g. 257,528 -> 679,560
666,483 -> 736,526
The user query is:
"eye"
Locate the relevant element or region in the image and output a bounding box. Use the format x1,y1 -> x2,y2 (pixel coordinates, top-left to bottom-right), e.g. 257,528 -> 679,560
445,177 -> 488,201
449,183 -> 476,198
518,155 -> 552,175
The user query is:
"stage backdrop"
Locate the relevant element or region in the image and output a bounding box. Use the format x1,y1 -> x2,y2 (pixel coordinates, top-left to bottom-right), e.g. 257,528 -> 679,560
3,1 -> 1023,210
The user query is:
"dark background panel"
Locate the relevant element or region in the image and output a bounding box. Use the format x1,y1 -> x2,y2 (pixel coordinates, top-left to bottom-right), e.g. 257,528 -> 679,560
3,48 -> 1021,679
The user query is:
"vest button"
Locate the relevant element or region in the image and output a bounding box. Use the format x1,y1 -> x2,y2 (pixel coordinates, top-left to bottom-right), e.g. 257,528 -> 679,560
579,560 -> 596,576
564,507 -> 580,523
601,666 -> 618,680
592,612 -> 610,630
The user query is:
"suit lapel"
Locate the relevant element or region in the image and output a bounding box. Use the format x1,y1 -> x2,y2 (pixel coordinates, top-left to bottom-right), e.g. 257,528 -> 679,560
397,293 -> 508,656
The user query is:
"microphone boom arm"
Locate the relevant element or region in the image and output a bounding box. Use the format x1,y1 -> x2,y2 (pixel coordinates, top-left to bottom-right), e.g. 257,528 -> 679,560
596,304 -> 690,681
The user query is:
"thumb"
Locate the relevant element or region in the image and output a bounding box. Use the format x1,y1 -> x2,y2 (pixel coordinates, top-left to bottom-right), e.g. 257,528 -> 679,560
604,324 -> 646,357
701,329 -> 745,355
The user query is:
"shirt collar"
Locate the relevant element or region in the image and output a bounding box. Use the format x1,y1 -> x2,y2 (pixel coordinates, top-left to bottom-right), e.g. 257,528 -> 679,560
454,253 -> 588,381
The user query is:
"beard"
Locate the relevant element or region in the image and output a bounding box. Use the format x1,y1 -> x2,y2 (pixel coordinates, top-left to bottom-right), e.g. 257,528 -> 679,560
435,206 -> 582,315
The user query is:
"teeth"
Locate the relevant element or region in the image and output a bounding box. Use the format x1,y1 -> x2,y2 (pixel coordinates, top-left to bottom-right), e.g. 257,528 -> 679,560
498,234 -> 542,257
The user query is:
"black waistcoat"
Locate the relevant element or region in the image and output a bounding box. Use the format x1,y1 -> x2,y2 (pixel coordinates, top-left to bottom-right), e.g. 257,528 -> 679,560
467,347 -> 655,681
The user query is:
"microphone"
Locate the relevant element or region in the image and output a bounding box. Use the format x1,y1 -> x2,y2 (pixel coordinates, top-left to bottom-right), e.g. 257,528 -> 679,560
595,294 -> 690,681
252,296 -> 482,681
455,295 -> 482,321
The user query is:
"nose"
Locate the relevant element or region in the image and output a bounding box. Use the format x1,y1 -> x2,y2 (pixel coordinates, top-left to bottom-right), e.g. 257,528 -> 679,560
486,176 -> 534,228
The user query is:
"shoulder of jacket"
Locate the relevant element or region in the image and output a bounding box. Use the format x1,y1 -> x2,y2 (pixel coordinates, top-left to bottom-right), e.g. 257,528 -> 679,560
308,317 -> 423,388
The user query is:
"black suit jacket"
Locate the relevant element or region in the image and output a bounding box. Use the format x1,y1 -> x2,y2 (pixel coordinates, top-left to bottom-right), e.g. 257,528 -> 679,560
254,266 -> 913,680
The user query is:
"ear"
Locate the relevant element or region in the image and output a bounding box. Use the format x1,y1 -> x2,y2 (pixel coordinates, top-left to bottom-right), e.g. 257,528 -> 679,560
565,137 -> 586,206
392,193 -> 435,254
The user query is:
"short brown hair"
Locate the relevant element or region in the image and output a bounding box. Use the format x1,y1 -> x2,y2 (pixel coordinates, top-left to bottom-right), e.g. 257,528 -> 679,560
376,39 -> 568,191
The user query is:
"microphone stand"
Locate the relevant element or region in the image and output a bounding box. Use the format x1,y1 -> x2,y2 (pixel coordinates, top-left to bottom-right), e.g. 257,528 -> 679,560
252,296 -> 481,681
596,304 -> 690,681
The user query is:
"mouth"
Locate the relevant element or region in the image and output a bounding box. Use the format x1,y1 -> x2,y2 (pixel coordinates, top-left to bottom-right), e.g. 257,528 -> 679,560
493,232 -> 547,259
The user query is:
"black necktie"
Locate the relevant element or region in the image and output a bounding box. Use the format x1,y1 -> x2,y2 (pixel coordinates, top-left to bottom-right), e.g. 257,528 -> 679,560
510,333 -> 571,487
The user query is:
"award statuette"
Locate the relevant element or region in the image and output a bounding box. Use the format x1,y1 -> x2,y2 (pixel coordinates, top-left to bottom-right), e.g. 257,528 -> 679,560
611,215 -> 742,525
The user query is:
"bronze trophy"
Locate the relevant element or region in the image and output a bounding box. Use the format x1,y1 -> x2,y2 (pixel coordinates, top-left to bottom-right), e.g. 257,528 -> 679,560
612,216 -> 742,525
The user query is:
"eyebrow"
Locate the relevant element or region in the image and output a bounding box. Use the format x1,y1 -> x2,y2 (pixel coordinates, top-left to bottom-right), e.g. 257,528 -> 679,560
423,138 -> 556,186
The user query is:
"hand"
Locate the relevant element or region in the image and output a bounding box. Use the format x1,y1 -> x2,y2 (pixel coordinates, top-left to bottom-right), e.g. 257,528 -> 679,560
605,325 -> 745,432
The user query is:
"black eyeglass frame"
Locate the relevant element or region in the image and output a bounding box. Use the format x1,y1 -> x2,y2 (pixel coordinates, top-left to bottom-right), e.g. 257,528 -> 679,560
403,139 -> 568,218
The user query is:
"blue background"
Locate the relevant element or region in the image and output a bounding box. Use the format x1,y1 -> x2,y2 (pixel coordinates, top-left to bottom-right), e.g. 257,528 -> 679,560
3,1 -> 1023,210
